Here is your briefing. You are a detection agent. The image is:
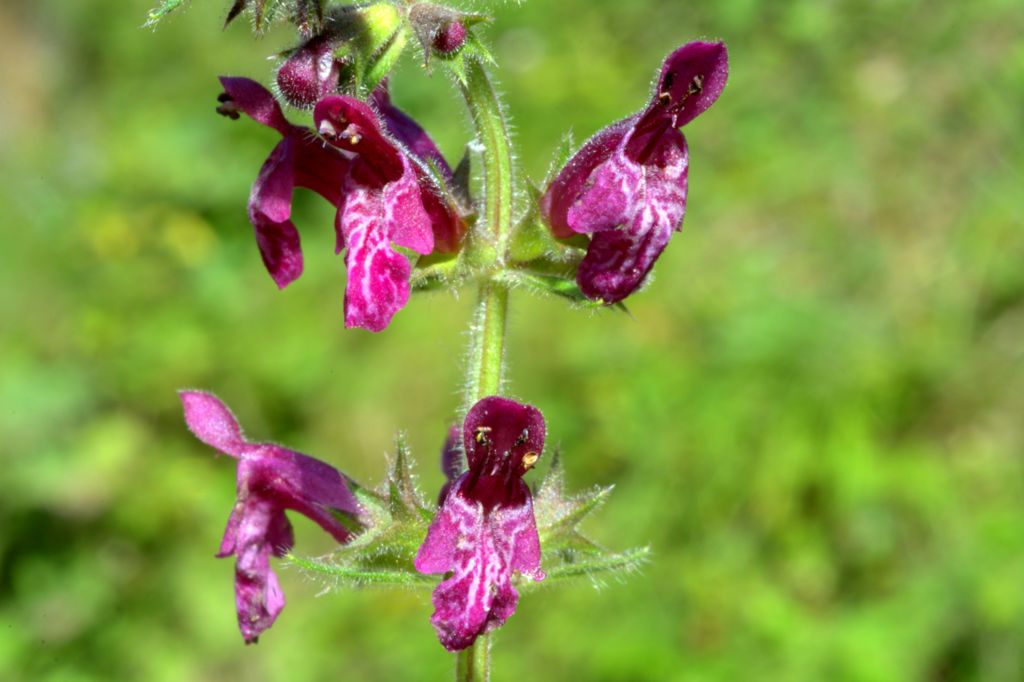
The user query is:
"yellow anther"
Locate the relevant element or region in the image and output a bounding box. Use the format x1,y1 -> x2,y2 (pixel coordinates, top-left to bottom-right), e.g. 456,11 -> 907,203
522,452 -> 539,471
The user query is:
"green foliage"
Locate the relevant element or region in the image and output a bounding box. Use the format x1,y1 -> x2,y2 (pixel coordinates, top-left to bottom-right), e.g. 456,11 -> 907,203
144,0 -> 187,27
532,451 -> 649,586
292,437 -> 640,591
290,438 -> 436,589
3,0 -> 1024,680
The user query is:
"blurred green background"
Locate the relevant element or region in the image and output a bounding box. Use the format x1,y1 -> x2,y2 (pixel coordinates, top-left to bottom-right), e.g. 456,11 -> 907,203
2,0 -> 1023,680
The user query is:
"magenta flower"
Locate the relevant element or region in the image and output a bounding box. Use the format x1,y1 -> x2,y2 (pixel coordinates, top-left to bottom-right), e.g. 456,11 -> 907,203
541,41 -> 729,303
314,95 -> 463,330
179,391 -> 363,643
218,76 -> 349,291
220,77 -> 465,331
415,397 -> 546,651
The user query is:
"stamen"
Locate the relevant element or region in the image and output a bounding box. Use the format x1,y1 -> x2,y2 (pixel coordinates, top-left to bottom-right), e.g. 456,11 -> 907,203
688,73 -> 704,96
215,94 -> 240,120
521,452 -> 539,470
318,119 -> 338,138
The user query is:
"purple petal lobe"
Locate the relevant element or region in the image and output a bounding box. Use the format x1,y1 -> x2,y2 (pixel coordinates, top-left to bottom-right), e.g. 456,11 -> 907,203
219,77 -> 291,134
541,121 -> 630,239
371,84 -> 453,181
368,85 -> 466,253
232,496 -> 291,643
415,477 -> 544,651
462,396 -> 546,511
180,391 -> 249,457
651,41 -> 729,129
565,137 -> 641,235
384,160 -> 434,255
340,184 -> 412,332
574,132 -> 689,302
248,138 -> 304,288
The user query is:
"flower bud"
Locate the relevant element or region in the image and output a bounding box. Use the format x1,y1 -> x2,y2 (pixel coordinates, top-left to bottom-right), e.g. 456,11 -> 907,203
353,2 -> 408,91
408,3 -> 479,64
432,20 -> 467,54
276,35 -> 340,109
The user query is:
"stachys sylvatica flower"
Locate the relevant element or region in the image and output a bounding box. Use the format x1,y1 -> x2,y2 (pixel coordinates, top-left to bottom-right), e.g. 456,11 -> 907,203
541,41 -> 729,303
179,391 -> 363,643
218,77 -> 464,331
313,94 -> 464,331
415,397 -> 546,651
217,76 -> 349,293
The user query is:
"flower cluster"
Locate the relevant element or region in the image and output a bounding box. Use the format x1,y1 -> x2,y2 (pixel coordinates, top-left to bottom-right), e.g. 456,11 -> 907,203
181,393 -> 545,650
221,37 -> 726,335
167,0 -> 729,665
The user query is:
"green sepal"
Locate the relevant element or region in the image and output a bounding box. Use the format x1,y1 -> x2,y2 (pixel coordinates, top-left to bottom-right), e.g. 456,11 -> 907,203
291,0 -> 326,36
238,0 -> 290,33
289,435 -> 435,590
534,449 -> 612,535
450,147 -> 474,209
145,0 -> 327,32
387,434 -> 432,521
541,545 -> 651,583
508,181 -> 588,263
439,30 -> 497,88
346,3 -> 408,93
500,270 -> 629,313
144,0 -> 187,27
544,131 -> 577,187
524,449 -> 648,587
411,252 -> 464,292
289,554 -> 434,587
508,184 -> 559,263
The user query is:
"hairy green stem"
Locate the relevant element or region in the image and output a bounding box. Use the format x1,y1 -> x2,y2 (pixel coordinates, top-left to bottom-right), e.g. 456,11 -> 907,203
464,280 -> 510,408
460,58 -> 514,266
456,632 -> 491,682
456,59 -> 515,681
